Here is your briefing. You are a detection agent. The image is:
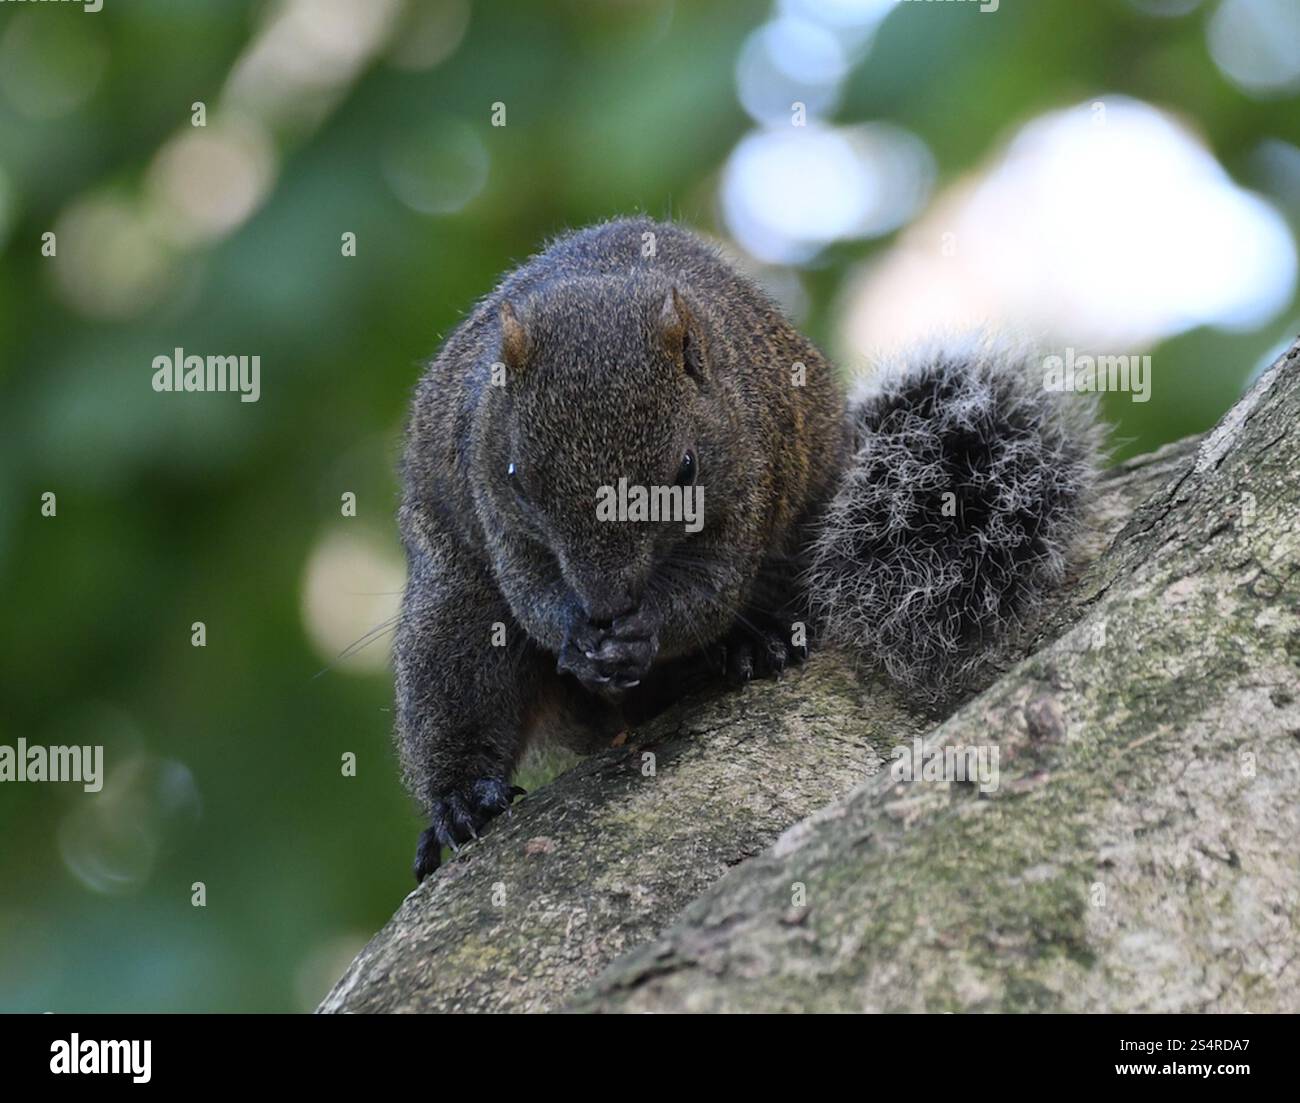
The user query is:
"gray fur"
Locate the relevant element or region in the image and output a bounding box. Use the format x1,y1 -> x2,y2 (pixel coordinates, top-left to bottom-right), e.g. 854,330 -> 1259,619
805,335 -> 1104,701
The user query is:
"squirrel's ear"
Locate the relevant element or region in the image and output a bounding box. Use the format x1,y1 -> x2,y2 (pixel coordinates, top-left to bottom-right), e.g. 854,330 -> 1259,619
659,288 -> 706,382
498,300 -> 531,374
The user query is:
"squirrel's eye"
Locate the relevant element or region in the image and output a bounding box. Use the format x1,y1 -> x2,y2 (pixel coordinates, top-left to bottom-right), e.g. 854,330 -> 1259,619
674,450 -> 697,488
507,461 -> 526,500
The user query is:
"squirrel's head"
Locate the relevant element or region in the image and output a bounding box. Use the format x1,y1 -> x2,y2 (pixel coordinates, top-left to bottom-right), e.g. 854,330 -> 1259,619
474,276 -> 736,638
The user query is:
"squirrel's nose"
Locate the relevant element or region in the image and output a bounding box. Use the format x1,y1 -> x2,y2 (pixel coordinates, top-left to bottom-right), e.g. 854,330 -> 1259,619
564,557 -> 645,626
578,577 -> 642,627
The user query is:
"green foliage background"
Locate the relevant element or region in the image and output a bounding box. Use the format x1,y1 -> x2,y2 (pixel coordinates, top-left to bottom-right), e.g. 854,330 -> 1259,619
0,0 -> 1295,1011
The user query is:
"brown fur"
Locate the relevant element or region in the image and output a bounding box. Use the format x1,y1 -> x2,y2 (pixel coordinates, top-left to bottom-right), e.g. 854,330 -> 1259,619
395,217 -> 846,877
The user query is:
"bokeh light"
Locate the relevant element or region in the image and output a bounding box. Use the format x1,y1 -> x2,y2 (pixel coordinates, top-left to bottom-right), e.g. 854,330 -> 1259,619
146,118 -> 278,246
722,123 -> 934,264
49,193 -> 178,320
386,0 -> 472,72
301,530 -> 405,675
736,17 -> 851,125
59,754 -> 202,896
778,0 -> 896,37
222,0 -> 404,132
382,117 -> 491,216
838,97 -> 1297,358
1207,0 -> 1300,99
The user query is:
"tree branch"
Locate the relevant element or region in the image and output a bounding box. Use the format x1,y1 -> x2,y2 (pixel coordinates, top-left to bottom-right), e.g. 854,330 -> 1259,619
321,340 -> 1296,1013
578,340 -> 1300,1013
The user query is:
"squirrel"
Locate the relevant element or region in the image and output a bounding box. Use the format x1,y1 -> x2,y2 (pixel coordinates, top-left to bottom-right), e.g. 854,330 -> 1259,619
394,217 -> 1101,881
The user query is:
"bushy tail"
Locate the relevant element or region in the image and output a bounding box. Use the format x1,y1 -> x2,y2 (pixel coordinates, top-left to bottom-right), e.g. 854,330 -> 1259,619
805,336 -> 1105,702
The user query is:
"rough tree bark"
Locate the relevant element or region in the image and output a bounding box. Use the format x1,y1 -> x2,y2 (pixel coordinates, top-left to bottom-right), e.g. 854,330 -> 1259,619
322,340 -> 1299,1014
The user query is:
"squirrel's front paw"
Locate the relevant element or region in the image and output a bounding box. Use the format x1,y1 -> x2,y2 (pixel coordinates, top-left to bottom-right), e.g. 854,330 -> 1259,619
557,608 -> 660,696
413,778 -> 525,882
721,617 -> 808,685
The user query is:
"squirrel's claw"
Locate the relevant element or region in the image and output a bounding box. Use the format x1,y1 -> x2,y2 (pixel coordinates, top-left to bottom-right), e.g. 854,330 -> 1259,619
413,827 -> 443,882
558,607 -> 660,697
413,778 -> 526,882
726,639 -> 755,685
723,617 -> 806,687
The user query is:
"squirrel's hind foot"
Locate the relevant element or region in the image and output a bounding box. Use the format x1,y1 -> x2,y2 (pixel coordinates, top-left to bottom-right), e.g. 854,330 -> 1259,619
413,778 -> 526,882
721,616 -> 809,686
